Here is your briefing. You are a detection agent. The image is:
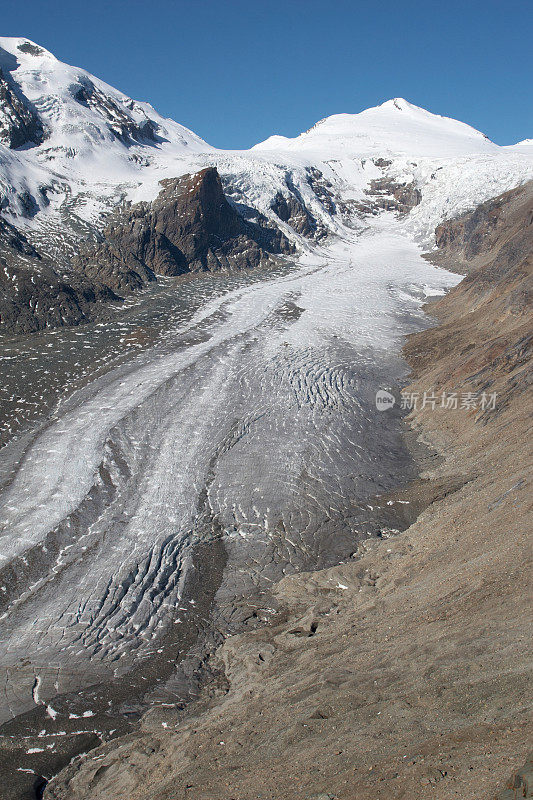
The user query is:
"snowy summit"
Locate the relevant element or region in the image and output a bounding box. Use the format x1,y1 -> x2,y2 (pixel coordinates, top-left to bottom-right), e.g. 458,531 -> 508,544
252,97 -> 499,158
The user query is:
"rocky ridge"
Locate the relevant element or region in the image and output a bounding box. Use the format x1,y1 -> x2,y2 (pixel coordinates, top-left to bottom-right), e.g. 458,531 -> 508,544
71,75 -> 161,145
74,167 -> 292,294
0,166 -> 292,333
0,215 -> 119,334
0,65 -> 44,149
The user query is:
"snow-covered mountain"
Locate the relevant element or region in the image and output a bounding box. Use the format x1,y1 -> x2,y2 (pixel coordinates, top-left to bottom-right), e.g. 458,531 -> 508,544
0,36 -> 532,333
253,97 -> 498,158
507,138 -> 533,154
0,37 -> 211,222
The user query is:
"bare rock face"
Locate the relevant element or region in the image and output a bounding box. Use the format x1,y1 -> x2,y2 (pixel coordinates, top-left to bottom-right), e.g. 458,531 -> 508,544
0,167 -> 292,333
0,259 -> 117,334
372,157 -> 392,168
271,170 -> 332,239
0,65 -> 45,149
425,181 -> 533,312
306,167 -> 336,216
71,76 -> 160,144
73,235 -> 157,296
0,216 -> 118,333
433,191 -> 516,260
409,181 -> 532,389
362,177 -> 422,215
429,183 -> 533,285
0,214 -> 41,261
271,189 -> 317,237
149,168 -> 292,271
75,167 -> 292,291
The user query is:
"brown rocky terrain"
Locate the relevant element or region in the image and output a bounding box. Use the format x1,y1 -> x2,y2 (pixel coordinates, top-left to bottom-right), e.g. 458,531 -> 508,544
44,182 -> 532,800
0,216 -> 119,334
75,167 -> 292,293
0,167 -> 291,334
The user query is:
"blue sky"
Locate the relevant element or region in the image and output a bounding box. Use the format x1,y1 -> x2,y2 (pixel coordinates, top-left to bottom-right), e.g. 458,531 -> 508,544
3,0 -> 532,149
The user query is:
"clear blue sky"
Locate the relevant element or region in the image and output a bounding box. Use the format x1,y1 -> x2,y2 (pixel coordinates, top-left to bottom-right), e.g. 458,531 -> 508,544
3,0 -> 532,149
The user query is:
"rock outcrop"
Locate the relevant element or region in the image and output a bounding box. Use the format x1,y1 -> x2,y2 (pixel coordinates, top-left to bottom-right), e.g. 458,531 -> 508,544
270,171 -> 331,240
495,754 -> 533,799
0,215 -> 118,334
44,184 -> 533,800
74,166 -> 292,292
0,167 -> 292,334
270,169 -> 334,239
71,76 -> 160,144
0,65 -> 45,149
428,182 -> 532,279
306,167 -> 336,214
271,189 -> 318,237
0,260 -> 118,334
362,177 -> 422,215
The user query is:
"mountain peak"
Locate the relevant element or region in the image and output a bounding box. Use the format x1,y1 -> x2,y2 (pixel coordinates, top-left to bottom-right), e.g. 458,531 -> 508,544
0,35 -> 211,191
253,98 -> 498,158
0,37 -> 57,67
380,97 -> 412,111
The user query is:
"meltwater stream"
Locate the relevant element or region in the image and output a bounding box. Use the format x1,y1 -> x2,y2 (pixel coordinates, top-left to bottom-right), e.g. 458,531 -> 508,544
0,224 -> 459,747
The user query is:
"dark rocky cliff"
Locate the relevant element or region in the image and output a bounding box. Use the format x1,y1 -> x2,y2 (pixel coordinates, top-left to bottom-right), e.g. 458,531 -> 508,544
73,166 -> 292,294
0,259 -> 118,334
271,189 -> 318,237
0,167 -> 292,334
76,167 -> 291,292
0,65 -> 45,149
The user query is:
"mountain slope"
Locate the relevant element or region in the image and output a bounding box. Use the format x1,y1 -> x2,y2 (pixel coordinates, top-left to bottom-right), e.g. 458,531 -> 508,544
0,36 -> 532,800
74,166 -> 292,293
0,35 -> 211,208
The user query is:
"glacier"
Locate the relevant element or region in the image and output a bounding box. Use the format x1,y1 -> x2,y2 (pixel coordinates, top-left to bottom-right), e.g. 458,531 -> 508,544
0,36 -> 531,787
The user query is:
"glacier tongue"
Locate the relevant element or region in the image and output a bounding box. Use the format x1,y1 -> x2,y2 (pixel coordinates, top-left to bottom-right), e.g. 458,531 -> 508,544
0,218 -> 459,722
